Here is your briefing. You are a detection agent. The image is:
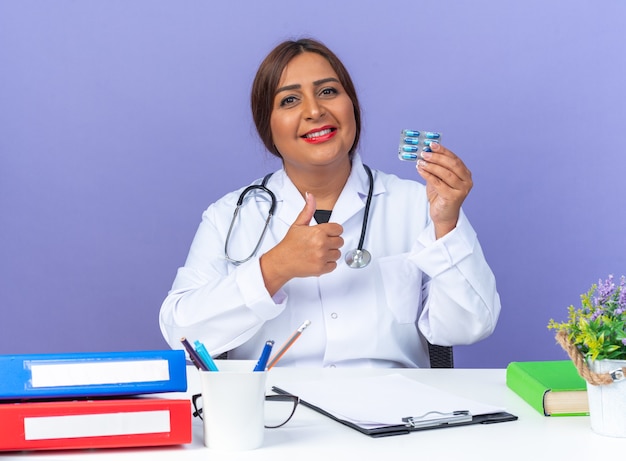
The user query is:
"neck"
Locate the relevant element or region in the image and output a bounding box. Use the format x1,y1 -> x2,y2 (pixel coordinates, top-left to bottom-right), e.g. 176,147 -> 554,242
285,159 -> 351,210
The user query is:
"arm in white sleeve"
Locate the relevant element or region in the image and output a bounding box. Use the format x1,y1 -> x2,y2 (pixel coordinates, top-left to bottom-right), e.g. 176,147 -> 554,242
159,205 -> 287,356
411,211 -> 501,346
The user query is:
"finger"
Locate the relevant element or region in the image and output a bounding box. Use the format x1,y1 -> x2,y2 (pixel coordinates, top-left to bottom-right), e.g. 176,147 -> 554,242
418,146 -> 471,188
318,223 -> 344,238
421,144 -> 452,167
418,165 -> 473,202
326,249 -> 342,263
326,234 -> 344,250
307,231 -> 344,257
417,159 -> 463,189
425,142 -> 461,161
292,192 -> 317,226
319,261 -> 338,275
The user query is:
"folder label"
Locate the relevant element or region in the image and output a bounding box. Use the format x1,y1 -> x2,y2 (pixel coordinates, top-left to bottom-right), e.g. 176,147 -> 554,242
28,360 -> 170,388
24,410 -> 171,440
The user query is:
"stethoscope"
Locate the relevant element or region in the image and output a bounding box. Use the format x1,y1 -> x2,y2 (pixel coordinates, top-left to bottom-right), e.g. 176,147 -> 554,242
224,164 -> 374,269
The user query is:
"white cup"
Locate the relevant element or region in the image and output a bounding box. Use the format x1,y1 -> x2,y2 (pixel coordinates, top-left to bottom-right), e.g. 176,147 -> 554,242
199,360 -> 266,451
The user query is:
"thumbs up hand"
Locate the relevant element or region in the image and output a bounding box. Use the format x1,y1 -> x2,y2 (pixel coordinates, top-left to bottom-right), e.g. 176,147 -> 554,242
260,192 -> 344,296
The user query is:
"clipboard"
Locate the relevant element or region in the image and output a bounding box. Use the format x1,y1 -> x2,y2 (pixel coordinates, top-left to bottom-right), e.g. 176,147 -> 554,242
271,374 -> 518,438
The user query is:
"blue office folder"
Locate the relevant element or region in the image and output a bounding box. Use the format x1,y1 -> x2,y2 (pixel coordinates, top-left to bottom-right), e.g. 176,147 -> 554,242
0,350 -> 187,400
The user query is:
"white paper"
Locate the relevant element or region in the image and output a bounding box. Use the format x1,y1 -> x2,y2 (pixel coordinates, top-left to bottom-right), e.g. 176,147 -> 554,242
274,374 -> 505,429
29,360 -> 170,388
24,410 -> 171,440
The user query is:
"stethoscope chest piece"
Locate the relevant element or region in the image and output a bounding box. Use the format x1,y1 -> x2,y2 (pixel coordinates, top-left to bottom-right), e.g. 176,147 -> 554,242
345,249 -> 372,269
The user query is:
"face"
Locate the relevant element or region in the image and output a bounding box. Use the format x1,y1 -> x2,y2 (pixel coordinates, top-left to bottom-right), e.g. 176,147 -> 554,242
270,52 -> 357,173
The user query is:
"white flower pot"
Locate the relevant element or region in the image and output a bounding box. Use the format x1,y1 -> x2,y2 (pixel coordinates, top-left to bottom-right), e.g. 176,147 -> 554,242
587,359 -> 626,437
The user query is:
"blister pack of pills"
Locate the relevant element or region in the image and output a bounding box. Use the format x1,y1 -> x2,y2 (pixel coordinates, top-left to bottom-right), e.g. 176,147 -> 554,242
398,130 -> 442,161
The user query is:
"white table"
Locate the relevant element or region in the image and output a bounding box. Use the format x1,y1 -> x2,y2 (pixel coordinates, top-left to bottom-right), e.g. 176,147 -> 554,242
5,365 -> 622,460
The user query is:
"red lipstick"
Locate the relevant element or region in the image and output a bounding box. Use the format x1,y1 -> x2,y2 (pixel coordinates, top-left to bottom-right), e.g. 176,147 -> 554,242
301,126 -> 337,144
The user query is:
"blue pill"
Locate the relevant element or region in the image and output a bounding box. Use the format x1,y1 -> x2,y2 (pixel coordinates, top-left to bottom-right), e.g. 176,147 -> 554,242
403,130 -> 420,137
402,145 -> 418,153
400,153 -> 418,160
403,137 -> 420,145
423,147 -> 432,153
425,132 -> 440,139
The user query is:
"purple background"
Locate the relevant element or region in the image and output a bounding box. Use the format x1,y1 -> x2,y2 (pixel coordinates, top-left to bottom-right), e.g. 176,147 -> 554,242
1,1 -> 625,367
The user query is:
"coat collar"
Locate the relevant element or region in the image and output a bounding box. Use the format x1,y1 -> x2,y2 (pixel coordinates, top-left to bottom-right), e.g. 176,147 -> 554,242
266,154 -> 385,226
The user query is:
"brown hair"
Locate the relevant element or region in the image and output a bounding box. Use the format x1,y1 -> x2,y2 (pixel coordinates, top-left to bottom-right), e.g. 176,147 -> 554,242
251,38 -> 362,159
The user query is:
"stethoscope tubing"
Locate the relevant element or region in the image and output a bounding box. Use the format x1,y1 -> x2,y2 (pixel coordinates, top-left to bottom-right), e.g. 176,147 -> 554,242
224,174 -> 276,265
224,166 -> 373,268
357,164 -> 374,252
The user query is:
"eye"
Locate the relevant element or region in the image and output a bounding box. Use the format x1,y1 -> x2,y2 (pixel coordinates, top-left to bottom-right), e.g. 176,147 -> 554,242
319,87 -> 338,97
279,95 -> 298,107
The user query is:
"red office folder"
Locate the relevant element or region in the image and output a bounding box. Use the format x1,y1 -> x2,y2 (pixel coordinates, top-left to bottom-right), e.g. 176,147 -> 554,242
0,398 -> 192,451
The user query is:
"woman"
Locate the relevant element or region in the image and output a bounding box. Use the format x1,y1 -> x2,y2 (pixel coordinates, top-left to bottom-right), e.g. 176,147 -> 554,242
159,38 -> 500,368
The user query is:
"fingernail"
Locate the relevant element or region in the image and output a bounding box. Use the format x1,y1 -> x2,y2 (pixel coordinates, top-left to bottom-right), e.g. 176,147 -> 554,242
421,150 -> 432,160
417,159 -> 427,169
430,142 -> 440,151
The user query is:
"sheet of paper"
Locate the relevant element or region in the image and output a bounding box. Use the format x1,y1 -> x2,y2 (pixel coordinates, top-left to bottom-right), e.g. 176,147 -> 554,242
274,374 -> 505,429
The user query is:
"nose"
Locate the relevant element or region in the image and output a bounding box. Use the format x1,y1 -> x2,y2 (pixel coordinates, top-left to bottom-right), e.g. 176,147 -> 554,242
302,95 -> 324,120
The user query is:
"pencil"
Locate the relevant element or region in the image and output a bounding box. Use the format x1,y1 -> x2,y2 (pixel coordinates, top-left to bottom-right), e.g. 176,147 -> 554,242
266,320 -> 311,370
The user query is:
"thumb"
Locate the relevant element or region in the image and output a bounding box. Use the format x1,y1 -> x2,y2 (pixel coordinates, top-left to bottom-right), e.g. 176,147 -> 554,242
292,192 -> 316,226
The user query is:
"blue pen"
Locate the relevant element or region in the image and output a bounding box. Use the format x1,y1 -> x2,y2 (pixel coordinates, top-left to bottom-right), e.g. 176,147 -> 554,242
193,340 -> 219,372
253,340 -> 274,372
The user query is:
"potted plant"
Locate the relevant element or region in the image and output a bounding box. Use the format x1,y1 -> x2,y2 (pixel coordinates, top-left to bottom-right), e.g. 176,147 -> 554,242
548,274 -> 626,437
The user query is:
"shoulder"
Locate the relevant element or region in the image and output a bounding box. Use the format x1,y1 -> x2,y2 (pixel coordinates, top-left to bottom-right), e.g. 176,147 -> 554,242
202,174 -> 276,219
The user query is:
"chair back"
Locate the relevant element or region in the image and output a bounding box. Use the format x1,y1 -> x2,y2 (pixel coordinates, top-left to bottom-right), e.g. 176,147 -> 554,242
428,343 -> 454,368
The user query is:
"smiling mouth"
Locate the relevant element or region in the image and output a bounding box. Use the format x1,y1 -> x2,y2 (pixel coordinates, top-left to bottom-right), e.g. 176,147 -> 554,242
301,127 -> 337,143
302,128 -> 335,139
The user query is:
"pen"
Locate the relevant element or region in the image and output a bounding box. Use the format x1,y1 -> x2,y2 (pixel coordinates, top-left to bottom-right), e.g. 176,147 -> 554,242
267,320 -> 311,370
194,340 -> 219,372
180,337 -> 209,371
253,340 -> 274,372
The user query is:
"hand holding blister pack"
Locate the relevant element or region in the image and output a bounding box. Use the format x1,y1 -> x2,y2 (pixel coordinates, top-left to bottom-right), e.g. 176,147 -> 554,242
398,130 -> 442,161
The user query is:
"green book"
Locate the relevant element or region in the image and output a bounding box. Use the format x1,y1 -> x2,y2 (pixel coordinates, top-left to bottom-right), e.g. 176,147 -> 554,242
506,360 -> 589,416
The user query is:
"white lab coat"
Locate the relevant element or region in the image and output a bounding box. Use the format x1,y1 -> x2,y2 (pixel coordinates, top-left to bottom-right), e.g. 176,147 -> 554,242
159,154 -> 500,368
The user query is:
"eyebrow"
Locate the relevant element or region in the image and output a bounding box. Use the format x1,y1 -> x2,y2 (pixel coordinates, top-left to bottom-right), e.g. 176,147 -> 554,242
275,77 -> 340,94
